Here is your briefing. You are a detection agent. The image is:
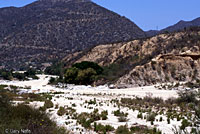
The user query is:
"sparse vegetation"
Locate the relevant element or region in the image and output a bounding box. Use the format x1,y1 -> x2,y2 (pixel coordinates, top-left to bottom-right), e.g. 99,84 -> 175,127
0,68 -> 39,81
0,88 -> 68,134
115,125 -> 131,134
57,106 -> 66,116
94,123 -> 114,133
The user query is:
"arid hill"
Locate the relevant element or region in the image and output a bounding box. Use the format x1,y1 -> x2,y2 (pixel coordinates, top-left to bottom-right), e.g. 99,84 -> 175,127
64,28 -> 200,87
0,0 -> 145,69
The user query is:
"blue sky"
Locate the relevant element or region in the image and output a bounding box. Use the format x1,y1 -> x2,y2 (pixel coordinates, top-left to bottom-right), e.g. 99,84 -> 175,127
0,0 -> 199,31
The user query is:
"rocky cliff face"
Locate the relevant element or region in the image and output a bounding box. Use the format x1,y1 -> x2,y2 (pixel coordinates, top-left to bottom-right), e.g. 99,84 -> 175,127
64,28 -> 200,87
116,53 -> 200,87
0,0 -> 145,69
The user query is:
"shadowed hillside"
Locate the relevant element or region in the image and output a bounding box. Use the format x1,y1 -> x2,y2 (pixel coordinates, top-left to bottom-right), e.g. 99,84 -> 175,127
0,0 -> 145,69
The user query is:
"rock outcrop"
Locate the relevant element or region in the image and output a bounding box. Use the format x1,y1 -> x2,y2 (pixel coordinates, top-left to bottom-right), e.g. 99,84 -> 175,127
64,28 -> 200,87
116,53 -> 200,87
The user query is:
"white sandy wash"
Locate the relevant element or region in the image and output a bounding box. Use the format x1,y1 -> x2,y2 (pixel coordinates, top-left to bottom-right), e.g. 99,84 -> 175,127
0,74 -> 181,134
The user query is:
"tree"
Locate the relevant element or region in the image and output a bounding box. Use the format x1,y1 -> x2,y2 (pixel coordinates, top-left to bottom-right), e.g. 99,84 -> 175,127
1,71 -> 12,80
76,68 -> 97,85
44,62 -> 65,76
64,67 -> 79,84
72,61 -> 103,75
24,68 -> 36,76
12,72 -> 25,80
49,77 -> 56,84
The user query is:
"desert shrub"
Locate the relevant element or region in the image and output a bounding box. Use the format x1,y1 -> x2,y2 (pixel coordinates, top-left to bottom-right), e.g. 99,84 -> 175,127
0,91 -> 68,134
147,113 -> 156,122
130,126 -> 161,134
12,72 -> 25,80
114,110 -> 127,117
77,113 -> 92,129
0,104 -> 68,134
94,123 -> 114,133
180,119 -> 191,130
118,116 -> 128,122
167,118 -> 170,124
137,113 -> 143,119
159,117 -> 163,122
0,70 -> 12,80
71,103 -> 76,107
87,98 -> 97,105
115,125 -> 131,134
24,68 -> 39,79
105,124 -> 115,132
49,77 -> 57,84
44,100 -> 54,109
195,105 -> 200,124
177,90 -> 197,104
100,110 -> 108,120
21,93 -> 52,102
130,126 -> 141,132
57,107 -> 66,116
0,85 -> 8,89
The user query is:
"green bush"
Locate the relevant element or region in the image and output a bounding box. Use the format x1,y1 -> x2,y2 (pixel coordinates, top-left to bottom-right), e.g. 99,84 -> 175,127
64,66 -> 98,85
87,98 -> 97,105
130,126 -> 161,134
0,70 -> 12,80
159,117 -> 163,122
167,118 -> 170,124
147,113 -> 156,122
12,72 -> 25,80
100,110 -> 108,120
137,113 -> 143,119
115,125 -> 131,134
180,119 -> 190,130
118,116 -> 128,122
114,110 -> 127,117
44,100 -> 54,109
94,123 -> 114,133
57,107 -> 66,116
72,61 -> 103,75
77,113 -> 92,129
76,68 -> 97,85
0,92 -> 68,134
49,77 -> 57,84
44,62 -> 65,76
177,90 -> 197,104
64,67 -> 79,84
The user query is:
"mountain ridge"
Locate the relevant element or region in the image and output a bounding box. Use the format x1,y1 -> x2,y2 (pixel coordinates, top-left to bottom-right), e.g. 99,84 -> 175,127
146,17 -> 200,37
63,28 -> 200,87
0,0 -> 145,69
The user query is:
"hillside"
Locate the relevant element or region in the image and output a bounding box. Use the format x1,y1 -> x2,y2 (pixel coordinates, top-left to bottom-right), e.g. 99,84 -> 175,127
64,28 -> 200,87
0,0 -> 145,70
146,17 -> 200,37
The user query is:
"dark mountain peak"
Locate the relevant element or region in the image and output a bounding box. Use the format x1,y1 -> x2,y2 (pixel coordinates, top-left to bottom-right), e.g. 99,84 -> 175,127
39,0 -> 91,3
0,0 -> 145,69
192,17 -> 200,22
177,20 -> 185,24
146,17 -> 200,37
